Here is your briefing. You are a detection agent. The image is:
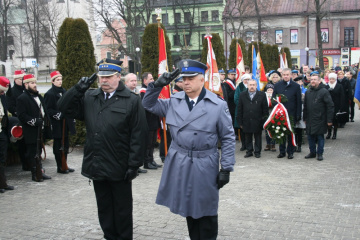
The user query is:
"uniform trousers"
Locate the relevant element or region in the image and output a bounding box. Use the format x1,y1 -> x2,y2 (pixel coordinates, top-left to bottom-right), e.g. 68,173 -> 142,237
145,130 -> 157,164
53,137 -> 69,169
93,180 -> 133,240
186,215 -> 218,240
0,131 -> 8,165
245,131 -> 262,154
279,134 -> 295,155
16,138 -> 28,168
26,143 -> 42,168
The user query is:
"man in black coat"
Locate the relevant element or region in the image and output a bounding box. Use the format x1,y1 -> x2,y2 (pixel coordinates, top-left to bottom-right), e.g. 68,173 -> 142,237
44,71 -> 76,174
237,79 -> 268,158
303,74 -> 334,161
223,69 -> 236,125
140,72 -> 162,169
0,77 -> 15,193
273,68 -> 302,159
6,70 -> 28,171
16,74 -> 52,182
58,59 -> 148,240
337,71 -> 352,127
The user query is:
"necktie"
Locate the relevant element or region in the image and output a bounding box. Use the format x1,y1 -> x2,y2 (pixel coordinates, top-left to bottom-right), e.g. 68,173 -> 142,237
105,93 -> 110,101
189,100 -> 195,111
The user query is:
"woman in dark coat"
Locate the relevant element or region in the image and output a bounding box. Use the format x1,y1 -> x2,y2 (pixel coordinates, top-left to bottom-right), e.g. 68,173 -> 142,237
325,73 -> 345,139
336,71 -> 351,127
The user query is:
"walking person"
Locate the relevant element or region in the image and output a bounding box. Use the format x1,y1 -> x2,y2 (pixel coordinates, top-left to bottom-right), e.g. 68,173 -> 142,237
303,73 -> 334,161
58,59 -> 148,240
237,79 -> 268,158
142,60 -> 235,240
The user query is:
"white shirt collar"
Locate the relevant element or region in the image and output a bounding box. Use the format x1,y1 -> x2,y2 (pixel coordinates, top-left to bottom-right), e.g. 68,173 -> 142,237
104,91 -> 116,99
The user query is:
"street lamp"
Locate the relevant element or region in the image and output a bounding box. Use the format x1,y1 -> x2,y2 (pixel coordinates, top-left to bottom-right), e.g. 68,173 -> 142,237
135,47 -> 141,79
305,47 -> 309,65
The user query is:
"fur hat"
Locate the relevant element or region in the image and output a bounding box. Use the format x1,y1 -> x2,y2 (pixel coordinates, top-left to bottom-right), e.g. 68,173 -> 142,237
23,74 -> 37,83
328,73 -> 337,80
50,71 -> 62,81
0,76 -> 10,92
14,70 -> 25,79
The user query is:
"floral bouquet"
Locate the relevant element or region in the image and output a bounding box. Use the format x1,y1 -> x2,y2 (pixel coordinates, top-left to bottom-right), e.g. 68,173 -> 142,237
263,94 -> 296,146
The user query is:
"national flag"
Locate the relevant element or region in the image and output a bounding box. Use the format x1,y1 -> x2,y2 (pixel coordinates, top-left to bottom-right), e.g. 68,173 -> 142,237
252,45 -> 260,90
158,27 -> 170,99
236,42 -> 245,86
279,51 -> 288,69
204,35 -> 223,97
354,62 -> 360,109
256,51 -> 267,90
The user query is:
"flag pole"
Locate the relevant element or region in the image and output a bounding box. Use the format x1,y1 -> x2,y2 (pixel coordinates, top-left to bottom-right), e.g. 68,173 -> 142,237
157,10 -> 168,157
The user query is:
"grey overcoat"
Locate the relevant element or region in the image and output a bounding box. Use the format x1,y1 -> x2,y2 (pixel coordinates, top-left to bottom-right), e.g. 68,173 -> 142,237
142,84 -> 235,219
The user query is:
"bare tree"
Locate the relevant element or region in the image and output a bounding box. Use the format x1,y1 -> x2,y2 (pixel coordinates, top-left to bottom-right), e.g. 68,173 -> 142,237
0,0 -> 16,61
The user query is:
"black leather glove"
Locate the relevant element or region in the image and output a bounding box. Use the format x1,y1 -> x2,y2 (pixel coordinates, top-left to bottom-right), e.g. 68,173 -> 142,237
34,118 -> 43,126
124,167 -> 139,183
217,169 -> 230,189
153,69 -> 180,88
75,73 -> 97,93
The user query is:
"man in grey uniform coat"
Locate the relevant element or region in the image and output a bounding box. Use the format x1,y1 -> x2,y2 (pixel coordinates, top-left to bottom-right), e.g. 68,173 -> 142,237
142,59 -> 235,240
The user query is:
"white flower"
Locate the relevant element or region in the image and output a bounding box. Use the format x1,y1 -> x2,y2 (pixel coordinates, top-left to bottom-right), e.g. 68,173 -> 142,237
272,126 -> 275,128
277,136 -> 281,138
276,126 -> 280,130
275,130 -> 279,133
283,127 -> 286,131
281,133 -> 284,136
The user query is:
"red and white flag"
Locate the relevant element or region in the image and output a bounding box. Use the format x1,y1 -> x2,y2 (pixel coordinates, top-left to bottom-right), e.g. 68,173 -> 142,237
204,35 -> 223,97
236,42 -> 245,86
158,27 -> 170,99
279,52 -> 288,69
257,51 -> 268,90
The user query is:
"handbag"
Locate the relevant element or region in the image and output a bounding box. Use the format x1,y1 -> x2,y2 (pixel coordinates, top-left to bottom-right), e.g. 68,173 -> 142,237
336,112 -> 347,123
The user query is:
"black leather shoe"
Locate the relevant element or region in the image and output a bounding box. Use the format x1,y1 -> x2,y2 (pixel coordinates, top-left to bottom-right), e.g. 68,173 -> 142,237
277,153 -> 286,158
317,154 -> 324,161
0,189 -> 4,193
5,185 -> 14,190
67,167 -> 75,172
42,173 -> 52,180
144,163 -> 157,169
296,147 -> 301,152
351,119 -> 354,122
287,153 -> 294,159
57,168 -> 69,174
244,152 -> 253,158
138,168 -> 147,173
240,146 -> 246,151
152,161 -> 162,168
305,153 -> 317,159
255,153 -> 261,158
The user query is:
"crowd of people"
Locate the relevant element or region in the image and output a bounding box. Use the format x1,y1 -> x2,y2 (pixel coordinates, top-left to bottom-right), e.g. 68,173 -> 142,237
0,59 -> 358,240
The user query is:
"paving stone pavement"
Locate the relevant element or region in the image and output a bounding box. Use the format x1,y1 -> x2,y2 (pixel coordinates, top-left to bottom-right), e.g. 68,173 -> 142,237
1,115 -> 360,240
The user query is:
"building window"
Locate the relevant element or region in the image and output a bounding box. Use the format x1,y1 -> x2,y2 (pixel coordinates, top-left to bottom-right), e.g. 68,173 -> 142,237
201,11 -> 208,22
184,34 -> 191,46
7,36 -> 14,45
106,52 -> 112,59
175,13 -> 181,24
135,15 -> 141,26
162,13 -> 168,25
173,34 -> 181,46
9,50 -> 15,60
152,14 -> 157,24
344,27 -> 354,47
118,51 -> 124,59
211,10 -> 219,21
184,12 -> 191,23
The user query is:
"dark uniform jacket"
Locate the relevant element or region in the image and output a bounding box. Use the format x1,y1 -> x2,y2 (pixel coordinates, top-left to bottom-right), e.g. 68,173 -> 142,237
0,95 -> 9,135
303,84 -> 334,135
6,83 -> 24,116
325,83 -> 345,123
58,81 -> 148,181
44,84 -> 75,139
273,80 -> 302,121
140,84 -> 161,131
16,90 -> 52,144
222,78 -> 236,120
237,90 -> 268,133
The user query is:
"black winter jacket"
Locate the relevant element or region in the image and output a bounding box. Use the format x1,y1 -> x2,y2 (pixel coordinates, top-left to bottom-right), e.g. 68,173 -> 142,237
58,81 -> 148,181
303,84 -> 334,135
6,83 -> 24,116
273,80 -> 302,121
140,84 -> 161,131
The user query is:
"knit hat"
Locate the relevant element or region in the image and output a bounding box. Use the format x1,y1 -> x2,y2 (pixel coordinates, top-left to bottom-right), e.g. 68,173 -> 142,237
269,70 -> 281,78
328,73 -> 337,80
241,74 -> 252,81
265,83 -> 274,91
23,74 -> 37,83
0,76 -> 10,92
14,70 -> 25,79
50,71 -> 62,81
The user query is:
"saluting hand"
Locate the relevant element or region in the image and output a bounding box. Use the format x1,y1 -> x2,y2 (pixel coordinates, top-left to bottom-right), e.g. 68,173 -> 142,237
75,73 -> 97,93
153,69 -> 180,88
